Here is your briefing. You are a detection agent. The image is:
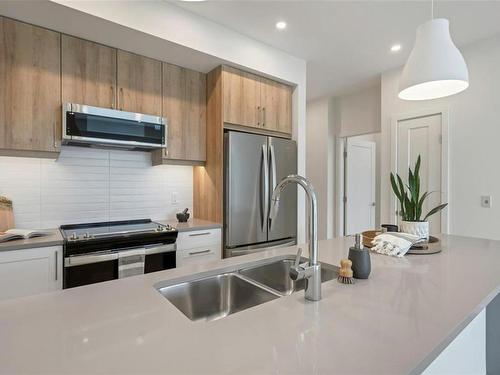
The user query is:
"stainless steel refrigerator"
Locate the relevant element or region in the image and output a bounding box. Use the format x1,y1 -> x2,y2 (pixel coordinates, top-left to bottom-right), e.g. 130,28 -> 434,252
224,131 -> 297,257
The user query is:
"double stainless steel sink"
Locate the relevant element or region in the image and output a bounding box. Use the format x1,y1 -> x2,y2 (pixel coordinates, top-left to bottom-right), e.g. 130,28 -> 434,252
155,255 -> 338,322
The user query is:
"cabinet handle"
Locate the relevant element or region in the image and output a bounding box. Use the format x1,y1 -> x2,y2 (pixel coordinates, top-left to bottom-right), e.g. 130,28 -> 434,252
263,107 -> 266,127
111,86 -> 115,109
188,249 -> 211,256
54,250 -> 58,281
188,232 -> 211,237
257,106 -> 261,126
119,87 -> 124,111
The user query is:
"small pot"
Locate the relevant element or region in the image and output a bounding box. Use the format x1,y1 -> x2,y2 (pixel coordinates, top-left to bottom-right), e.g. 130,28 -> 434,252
400,221 -> 429,239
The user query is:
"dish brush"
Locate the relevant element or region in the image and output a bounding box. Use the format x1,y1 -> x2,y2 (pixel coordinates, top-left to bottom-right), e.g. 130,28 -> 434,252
337,259 -> 354,284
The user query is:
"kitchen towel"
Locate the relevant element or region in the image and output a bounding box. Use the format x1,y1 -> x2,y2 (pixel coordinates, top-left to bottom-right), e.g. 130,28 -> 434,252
118,248 -> 145,278
371,233 -> 423,257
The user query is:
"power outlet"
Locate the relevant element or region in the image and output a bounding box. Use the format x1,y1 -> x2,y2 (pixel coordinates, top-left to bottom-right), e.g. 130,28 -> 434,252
171,192 -> 179,206
481,195 -> 492,208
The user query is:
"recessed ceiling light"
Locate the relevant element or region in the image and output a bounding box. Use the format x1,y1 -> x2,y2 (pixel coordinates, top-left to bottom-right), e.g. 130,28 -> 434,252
276,21 -> 287,30
391,44 -> 402,53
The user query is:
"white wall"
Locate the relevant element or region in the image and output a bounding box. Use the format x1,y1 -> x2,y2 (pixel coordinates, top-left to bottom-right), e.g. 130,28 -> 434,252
338,82 -> 382,137
306,98 -> 335,240
381,33 -> 500,240
306,84 -> 381,238
0,147 -> 192,229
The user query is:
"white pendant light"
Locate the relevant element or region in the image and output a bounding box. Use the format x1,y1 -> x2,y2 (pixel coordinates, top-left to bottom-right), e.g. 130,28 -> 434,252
398,2 -> 469,101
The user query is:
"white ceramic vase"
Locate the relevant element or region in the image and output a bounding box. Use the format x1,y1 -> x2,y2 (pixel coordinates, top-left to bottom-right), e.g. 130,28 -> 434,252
400,221 -> 429,240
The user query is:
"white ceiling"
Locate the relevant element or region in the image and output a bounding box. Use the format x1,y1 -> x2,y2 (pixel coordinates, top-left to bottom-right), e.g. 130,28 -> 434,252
177,1 -> 500,100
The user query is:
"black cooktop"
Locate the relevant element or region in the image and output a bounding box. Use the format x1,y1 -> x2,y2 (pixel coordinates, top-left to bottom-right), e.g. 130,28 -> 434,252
60,219 -> 178,256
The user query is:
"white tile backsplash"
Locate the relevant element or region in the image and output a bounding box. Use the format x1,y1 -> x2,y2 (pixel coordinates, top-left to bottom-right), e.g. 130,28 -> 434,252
0,146 -> 193,229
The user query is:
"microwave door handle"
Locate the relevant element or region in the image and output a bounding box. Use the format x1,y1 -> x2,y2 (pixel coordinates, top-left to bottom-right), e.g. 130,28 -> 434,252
261,144 -> 269,232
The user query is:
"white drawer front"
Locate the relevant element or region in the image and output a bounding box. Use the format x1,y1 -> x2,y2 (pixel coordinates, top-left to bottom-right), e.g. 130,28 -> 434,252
176,228 -> 221,250
177,244 -> 220,267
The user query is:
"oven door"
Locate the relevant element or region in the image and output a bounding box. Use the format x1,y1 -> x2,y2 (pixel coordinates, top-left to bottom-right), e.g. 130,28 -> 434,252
64,244 -> 176,289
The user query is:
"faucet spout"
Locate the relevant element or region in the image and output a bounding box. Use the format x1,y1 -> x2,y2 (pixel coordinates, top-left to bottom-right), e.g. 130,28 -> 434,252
269,174 -> 321,301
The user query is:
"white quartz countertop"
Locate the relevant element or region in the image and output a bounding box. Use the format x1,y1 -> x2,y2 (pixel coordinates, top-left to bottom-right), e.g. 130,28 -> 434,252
1,235 -> 499,374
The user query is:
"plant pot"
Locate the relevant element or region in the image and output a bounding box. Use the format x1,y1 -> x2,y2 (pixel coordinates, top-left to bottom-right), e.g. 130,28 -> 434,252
400,221 -> 429,240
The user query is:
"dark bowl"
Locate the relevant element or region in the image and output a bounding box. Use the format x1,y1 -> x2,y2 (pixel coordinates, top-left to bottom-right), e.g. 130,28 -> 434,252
176,212 -> 190,223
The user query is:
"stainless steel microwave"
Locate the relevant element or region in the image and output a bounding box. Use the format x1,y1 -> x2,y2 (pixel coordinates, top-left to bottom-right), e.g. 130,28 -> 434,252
62,103 -> 167,150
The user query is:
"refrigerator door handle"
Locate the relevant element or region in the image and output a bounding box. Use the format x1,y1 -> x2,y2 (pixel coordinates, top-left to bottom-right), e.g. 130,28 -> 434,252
261,144 -> 269,232
269,144 -> 277,230
270,144 -> 277,191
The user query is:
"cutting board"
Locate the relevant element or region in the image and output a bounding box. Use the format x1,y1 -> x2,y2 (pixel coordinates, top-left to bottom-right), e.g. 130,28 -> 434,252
0,205 -> 14,233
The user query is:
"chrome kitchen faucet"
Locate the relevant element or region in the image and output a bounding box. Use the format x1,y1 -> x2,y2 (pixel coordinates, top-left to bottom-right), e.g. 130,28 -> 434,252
269,175 -> 321,301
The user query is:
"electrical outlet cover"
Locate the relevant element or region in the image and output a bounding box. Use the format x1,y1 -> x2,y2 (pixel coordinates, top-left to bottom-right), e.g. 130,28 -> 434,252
171,192 -> 179,205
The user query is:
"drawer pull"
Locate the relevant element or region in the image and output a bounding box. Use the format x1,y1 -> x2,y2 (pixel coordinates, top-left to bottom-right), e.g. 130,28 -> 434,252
54,250 -> 58,281
188,249 -> 211,256
188,232 -> 211,237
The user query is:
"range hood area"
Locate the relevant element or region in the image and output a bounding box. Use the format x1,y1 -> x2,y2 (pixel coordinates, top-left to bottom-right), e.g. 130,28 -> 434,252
62,103 -> 167,151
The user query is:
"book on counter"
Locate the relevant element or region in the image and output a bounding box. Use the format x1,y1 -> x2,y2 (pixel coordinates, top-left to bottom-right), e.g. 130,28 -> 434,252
0,229 -> 50,243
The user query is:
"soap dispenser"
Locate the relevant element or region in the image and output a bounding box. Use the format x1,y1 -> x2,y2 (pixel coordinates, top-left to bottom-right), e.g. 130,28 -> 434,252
348,234 -> 371,279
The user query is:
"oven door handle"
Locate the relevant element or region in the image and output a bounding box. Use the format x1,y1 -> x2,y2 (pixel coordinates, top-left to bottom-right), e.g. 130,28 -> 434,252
64,244 -> 176,267
65,252 -> 118,267
144,243 -> 176,255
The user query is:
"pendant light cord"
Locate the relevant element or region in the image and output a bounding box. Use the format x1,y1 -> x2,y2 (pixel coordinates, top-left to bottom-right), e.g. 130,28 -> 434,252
431,0 -> 434,19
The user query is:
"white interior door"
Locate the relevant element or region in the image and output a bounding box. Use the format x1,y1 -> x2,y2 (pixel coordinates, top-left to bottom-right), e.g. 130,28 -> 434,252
397,114 -> 442,234
345,139 -> 376,235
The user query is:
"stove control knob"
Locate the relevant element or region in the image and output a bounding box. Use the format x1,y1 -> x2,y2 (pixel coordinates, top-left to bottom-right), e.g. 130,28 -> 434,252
70,232 -> 78,241
83,232 -> 91,239
156,225 -> 164,232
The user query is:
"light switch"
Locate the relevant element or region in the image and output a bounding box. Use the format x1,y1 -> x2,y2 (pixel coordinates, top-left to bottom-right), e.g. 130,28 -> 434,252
171,192 -> 179,205
481,195 -> 492,208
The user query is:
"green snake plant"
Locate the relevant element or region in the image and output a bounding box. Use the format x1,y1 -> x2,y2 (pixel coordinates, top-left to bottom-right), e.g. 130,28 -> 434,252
390,155 -> 448,222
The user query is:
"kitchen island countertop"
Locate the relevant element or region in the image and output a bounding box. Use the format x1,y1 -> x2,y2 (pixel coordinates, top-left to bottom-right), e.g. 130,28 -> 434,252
0,234 -> 499,374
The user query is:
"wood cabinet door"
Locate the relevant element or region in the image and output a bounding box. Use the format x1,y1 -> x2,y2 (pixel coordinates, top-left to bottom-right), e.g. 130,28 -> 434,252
163,63 -> 206,161
260,77 -> 292,134
0,17 -> 61,152
62,35 -> 117,109
222,66 -> 261,128
117,50 -> 162,116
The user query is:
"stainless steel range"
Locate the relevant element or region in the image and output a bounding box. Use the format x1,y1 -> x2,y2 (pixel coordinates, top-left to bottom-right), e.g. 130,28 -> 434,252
60,219 -> 178,289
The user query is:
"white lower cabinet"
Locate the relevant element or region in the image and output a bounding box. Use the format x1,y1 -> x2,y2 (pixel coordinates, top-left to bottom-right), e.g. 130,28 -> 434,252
0,246 -> 63,301
176,228 -> 222,267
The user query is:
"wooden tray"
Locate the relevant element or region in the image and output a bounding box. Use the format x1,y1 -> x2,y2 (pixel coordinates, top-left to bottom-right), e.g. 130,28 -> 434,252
407,236 -> 441,255
361,231 -> 442,254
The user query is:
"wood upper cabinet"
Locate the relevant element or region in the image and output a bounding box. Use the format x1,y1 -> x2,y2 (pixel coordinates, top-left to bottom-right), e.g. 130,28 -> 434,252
221,66 -> 292,135
117,50 -> 162,116
260,78 -> 292,134
62,35 -> 117,109
0,17 -> 61,153
161,62 -> 206,162
222,66 -> 261,129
